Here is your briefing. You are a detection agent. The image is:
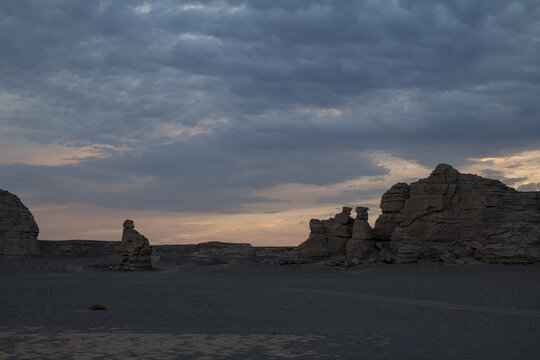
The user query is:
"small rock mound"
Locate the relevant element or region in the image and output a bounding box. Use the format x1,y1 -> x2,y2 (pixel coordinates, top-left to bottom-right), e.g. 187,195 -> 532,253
193,241 -> 255,257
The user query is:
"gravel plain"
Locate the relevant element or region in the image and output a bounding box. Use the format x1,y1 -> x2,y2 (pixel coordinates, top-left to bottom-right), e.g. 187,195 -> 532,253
0,243 -> 539,359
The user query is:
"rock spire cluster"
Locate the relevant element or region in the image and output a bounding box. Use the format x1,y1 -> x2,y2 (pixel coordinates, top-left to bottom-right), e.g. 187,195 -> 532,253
298,206 -> 388,263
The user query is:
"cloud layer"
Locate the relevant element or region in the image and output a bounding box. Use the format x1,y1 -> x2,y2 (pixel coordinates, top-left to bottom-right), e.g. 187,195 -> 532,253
1,1 -> 539,242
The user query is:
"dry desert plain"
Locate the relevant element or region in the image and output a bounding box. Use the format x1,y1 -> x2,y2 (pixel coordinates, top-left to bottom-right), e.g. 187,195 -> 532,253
0,240 -> 539,359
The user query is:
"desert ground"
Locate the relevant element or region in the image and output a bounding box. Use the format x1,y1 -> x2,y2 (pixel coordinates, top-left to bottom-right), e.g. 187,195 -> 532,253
0,241 -> 539,359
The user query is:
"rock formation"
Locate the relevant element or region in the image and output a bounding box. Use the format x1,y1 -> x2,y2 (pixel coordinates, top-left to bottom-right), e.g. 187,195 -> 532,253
346,207 -> 374,261
326,207 -> 354,254
298,207 -> 354,260
373,183 -> 410,241
119,219 -> 153,270
297,219 -> 331,260
390,164 -> 540,264
298,164 -> 540,264
0,189 -> 40,257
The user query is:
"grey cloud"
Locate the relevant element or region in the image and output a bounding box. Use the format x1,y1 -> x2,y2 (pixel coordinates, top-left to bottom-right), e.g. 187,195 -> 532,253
316,189 -> 387,205
0,137 -> 387,212
1,0 -> 539,213
479,169 -> 528,186
517,183 -> 540,192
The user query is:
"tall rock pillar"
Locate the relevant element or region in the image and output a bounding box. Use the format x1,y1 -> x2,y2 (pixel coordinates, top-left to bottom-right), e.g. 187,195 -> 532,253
119,219 -> 153,270
346,207 -> 374,260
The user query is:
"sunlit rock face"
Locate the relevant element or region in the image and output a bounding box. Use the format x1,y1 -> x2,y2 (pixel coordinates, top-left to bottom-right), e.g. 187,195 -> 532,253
119,219 -> 153,270
0,189 -> 40,257
390,164 -> 540,264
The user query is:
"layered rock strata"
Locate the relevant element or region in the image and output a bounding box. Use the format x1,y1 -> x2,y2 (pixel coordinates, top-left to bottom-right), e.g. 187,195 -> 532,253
297,219 -> 331,260
327,207 -> 354,254
119,219 -> 153,270
373,183 -> 410,241
390,164 -> 540,264
0,189 -> 40,257
298,207 -> 354,260
346,207 -> 374,261
298,164 -> 540,264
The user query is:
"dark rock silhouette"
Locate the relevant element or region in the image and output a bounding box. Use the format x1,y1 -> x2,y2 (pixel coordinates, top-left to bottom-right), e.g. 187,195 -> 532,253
0,189 -> 40,257
191,241 -> 255,257
118,219 -> 153,270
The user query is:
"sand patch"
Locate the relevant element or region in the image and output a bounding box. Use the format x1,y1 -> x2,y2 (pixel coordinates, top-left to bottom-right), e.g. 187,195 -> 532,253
0,328 -> 329,359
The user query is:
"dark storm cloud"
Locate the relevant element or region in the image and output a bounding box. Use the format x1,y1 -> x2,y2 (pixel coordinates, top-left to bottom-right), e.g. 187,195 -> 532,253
1,0 -> 539,211
0,135 -> 384,211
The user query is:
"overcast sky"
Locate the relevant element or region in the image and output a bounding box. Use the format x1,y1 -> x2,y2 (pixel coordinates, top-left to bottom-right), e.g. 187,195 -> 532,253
1,0 -> 539,244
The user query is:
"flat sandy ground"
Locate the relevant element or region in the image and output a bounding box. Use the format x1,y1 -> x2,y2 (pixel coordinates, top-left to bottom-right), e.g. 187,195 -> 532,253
0,250 -> 539,359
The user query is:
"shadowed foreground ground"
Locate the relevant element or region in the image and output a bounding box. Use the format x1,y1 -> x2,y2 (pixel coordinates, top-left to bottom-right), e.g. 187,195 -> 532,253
0,246 -> 539,359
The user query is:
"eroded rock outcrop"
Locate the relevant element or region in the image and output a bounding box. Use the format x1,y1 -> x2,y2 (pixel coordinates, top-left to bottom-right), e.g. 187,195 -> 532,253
297,219 -> 331,260
327,207 -> 354,254
298,164 -> 540,264
118,219 -> 153,270
0,189 -> 40,257
373,183 -> 410,242
346,207 -> 374,261
390,164 -> 540,264
298,207 -> 354,260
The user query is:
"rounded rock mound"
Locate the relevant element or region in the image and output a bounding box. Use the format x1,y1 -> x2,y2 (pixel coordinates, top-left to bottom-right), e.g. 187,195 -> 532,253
0,189 -> 40,257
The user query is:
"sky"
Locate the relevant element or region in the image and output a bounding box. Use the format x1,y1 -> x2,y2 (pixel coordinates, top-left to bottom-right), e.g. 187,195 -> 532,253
1,0 -> 539,245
